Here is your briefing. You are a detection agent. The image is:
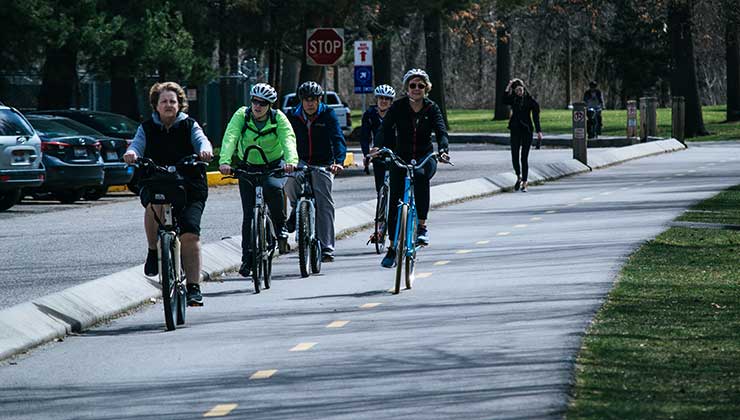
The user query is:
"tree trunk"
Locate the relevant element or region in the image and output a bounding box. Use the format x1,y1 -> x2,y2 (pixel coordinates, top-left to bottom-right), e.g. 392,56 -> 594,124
493,20 -> 511,120
565,22 -> 572,108
37,45 -> 78,110
374,35 -> 392,86
668,0 -> 708,137
424,9 -> 448,126
280,54 -> 301,99
726,7 -> 740,121
110,58 -> 141,121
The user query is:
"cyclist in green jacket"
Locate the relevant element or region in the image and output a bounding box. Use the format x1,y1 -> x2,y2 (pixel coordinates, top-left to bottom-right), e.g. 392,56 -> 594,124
219,83 -> 299,277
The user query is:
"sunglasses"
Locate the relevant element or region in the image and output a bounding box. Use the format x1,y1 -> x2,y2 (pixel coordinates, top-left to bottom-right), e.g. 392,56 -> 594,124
408,83 -> 426,90
251,98 -> 270,107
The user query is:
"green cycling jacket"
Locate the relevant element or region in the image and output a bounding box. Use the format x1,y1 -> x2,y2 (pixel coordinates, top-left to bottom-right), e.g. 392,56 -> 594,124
219,107 -> 299,166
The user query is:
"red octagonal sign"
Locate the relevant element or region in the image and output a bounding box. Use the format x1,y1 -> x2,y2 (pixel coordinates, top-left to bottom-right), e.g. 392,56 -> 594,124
306,28 -> 345,66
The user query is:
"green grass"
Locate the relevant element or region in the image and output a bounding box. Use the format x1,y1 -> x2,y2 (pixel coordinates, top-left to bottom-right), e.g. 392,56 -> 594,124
567,185 -> 740,419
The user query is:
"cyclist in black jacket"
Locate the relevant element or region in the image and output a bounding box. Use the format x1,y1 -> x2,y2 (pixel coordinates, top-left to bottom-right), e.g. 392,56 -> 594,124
373,69 -> 450,268
503,78 -> 542,192
360,84 -> 396,192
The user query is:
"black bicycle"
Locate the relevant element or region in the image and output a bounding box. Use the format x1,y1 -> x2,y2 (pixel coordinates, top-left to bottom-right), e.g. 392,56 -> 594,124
368,157 -> 391,254
291,164 -> 326,277
224,145 -> 285,293
136,155 -> 206,331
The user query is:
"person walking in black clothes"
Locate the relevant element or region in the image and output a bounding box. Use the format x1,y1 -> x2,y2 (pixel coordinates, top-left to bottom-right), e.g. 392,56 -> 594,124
503,78 -> 542,192
373,69 -> 450,268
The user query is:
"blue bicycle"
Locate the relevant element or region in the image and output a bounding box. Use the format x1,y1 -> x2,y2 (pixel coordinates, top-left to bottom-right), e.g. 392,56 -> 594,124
372,148 -> 451,294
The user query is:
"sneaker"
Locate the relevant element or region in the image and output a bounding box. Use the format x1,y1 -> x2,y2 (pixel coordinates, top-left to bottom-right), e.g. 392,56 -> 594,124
416,225 -> 429,246
186,283 -> 203,306
381,248 -> 396,268
521,182 -> 528,192
321,251 -> 335,263
277,228 -> 290,254
514,178 -> 521,191
144,249 -> 158,276
238,260 -> 251,277
286,209 -> 296,233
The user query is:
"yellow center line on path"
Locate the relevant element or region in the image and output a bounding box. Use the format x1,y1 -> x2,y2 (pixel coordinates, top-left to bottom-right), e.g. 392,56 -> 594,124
600,192 -> 611,196
204,404 -> 238,417
514,224 -> 527,228
456,249 -> 472,254
326,320 -> 350,328
497,231 -> 511,236
415,272 -> 433,279
290,342 -> 317,352
620,187 -> 629,190
530,217 -> 542,221
250,370 -> 277,380
688,169 -> 696,173
434,260 -> 450,266
675,173 -> 685,176
360,302 -> 382,309
476,240 -> 490,245
566,203 -> 578,207
581,197 -> 593,201
545,210 -> 557,214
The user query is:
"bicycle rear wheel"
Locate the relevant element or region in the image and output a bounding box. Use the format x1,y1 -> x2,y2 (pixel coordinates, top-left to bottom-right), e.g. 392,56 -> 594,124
394,205 -> 408,294
297,200 -> 311,277
159,232 -> 178,331
263,214 -> 274,289
374,184 -> 389,254
251,208 -> 261,293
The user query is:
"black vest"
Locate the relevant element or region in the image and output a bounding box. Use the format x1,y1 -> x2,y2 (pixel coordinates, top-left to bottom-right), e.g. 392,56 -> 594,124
142,117 -> 207,200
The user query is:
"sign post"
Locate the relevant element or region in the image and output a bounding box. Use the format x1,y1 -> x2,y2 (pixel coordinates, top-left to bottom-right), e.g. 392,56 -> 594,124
572,102 -> 588,165
354,40 -> 373,112
306,28 -> 344,103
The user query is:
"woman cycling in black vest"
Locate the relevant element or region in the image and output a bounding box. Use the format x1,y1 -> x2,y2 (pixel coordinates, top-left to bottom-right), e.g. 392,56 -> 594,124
123,82 -> 213,306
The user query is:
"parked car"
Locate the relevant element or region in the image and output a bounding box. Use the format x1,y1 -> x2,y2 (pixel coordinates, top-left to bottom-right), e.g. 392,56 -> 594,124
28,109 -> 140,192
0,105 -> 44,211
25,115 -> 133,200
281,91 -> 352,135
23,115 -> 105,203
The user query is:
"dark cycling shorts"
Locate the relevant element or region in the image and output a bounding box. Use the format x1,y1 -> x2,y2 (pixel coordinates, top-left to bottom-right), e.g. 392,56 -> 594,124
179,200 -> 206,236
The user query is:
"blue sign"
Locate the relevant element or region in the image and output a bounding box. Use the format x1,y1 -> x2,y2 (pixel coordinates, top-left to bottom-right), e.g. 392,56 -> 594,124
354,65 -> 373,94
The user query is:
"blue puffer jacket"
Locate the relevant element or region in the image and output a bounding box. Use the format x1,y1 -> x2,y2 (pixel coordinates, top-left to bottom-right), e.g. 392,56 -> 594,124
288,103 -> 347,166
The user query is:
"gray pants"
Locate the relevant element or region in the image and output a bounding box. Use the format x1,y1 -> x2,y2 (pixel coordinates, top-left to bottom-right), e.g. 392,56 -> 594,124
285,165 -> 335,253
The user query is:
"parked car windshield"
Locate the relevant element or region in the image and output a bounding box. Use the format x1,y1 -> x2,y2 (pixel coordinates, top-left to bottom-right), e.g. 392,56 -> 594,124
27,117 -> 99,138
0,109 -> 34,136
86,113 -> 139,136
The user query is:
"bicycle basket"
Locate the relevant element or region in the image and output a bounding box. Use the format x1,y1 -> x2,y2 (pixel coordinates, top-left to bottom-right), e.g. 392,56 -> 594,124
138,172 -> 188,210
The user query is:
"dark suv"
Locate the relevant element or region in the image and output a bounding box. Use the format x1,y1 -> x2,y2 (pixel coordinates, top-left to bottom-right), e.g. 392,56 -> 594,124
0,105 -> 44,211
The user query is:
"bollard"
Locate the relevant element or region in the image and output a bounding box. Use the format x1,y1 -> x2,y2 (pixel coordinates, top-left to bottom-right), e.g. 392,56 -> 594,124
672,96 -> 685,144
572,102 -> 587,165
626,100 -> 638,138
639,97 -> 648,142
647,96 -> 658,137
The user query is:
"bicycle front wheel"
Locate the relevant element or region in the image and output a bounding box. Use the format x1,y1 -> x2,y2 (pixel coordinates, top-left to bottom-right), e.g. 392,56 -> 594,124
394,205 -> 408,294
297,200 -> 311,278
263,214 -> 274,289
159,233 -> 178,331
374,184 -> 389,254
405,210 -> 417,290
251,207 -> 261,293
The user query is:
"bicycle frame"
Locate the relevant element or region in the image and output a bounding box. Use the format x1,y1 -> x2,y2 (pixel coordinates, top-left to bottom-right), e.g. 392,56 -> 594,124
296,168 -> 318,245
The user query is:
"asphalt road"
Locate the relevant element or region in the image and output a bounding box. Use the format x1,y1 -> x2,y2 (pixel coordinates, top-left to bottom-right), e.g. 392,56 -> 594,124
1,144 -> 577,309
1,142 -> 738,420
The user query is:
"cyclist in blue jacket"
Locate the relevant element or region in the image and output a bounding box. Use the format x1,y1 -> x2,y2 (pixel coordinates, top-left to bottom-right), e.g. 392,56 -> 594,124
361,84 -> 396,192
285,81 -> 347,262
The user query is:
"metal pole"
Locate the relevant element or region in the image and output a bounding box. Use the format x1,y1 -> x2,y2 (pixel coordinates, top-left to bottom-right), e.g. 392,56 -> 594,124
323,66 -> 328,103
572,102 -> 588,165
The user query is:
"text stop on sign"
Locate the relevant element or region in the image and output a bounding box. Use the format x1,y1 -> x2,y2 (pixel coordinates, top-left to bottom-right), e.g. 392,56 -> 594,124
306,28 -> 345,66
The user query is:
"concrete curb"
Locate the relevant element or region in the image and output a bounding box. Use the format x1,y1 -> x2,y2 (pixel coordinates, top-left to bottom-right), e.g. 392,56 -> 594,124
0,139 -> 686,361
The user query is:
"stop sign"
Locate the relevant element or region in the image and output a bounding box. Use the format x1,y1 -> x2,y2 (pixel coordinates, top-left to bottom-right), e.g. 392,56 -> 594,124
306,28 -> 345,66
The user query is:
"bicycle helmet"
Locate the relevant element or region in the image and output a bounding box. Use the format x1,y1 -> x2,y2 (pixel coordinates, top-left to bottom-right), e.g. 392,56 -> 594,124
402,68 -> 431,86
298,81 -> 324,99
250,83 -> 278,104
374,84 -> 396,99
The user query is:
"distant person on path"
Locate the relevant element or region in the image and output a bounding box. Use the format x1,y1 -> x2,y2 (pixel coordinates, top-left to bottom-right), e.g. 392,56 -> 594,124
360,84 -> 396,191
583,80 -> 604,136
504,78 -> 542,192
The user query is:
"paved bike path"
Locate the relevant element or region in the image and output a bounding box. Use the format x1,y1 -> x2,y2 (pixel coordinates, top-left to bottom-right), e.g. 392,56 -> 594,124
3,141 -> 738,420
0,140 -> 684,361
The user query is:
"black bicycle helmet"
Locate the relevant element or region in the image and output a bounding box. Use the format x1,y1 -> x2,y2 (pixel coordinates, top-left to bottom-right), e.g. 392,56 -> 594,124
298,81 -> 324,99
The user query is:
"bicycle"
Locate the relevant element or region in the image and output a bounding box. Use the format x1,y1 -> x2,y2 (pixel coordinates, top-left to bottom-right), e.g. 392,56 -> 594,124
224,145 -> 285,294
135,154 -> 206,331
367,157 -> 391,254
371,148 -> 452,294
291,164 -> 326,278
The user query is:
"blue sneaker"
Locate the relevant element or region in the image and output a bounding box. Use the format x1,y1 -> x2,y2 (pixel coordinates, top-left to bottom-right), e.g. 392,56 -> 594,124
381,248 -> 396,268
416,225 -> 429,246
186,283 -> 203,306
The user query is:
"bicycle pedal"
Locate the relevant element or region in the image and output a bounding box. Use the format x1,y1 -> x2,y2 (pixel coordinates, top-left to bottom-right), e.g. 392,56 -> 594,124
187,301 -> 204,307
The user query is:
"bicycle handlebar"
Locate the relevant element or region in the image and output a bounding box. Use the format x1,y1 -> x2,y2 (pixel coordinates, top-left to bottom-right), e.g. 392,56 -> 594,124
225,166 -> 286,180
130,154 -> 206,173
369,148 -> 453,169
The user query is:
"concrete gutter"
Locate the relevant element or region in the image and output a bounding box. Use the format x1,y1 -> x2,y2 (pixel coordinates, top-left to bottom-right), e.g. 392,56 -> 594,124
449,132 -> 666,148
0,139 -> 686,361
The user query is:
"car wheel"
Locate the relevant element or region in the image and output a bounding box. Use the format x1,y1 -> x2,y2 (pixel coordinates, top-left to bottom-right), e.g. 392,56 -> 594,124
83,186 -> 108,201
54,189 -> 83,204
0,189 -> 21,211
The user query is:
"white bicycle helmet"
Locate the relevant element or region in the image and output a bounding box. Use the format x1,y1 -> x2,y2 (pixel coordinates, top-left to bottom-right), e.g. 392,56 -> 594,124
373,84 -> 396,98
298,81 -> 324,99
402,68 -> 431,86
250,83 -> 278,104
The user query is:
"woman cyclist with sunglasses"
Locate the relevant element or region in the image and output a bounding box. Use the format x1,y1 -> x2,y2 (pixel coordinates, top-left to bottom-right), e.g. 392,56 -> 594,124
372,69 -> 450,268
219,83 -> 299,277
